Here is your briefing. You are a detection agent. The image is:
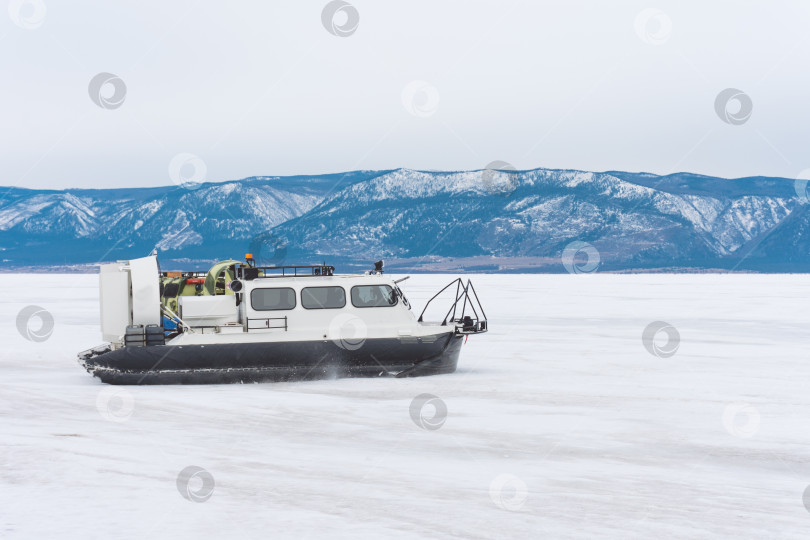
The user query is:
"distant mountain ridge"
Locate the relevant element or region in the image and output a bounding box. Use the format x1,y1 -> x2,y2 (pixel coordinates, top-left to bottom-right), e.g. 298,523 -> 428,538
0,171 -> 386,267
0,167 -> 806,272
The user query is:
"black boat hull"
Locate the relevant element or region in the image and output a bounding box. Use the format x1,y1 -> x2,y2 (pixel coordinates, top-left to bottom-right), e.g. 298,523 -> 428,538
80,333 -> 463,385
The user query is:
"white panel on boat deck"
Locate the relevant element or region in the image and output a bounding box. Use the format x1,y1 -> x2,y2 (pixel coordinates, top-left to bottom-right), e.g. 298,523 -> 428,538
179,295 -> 237,318
99,263 -> 130,342
179,296 -> 239,327
128,255 -> 160,327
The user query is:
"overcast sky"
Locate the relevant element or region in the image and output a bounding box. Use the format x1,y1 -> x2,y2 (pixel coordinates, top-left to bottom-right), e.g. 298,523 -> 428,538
2,1 -> 809,189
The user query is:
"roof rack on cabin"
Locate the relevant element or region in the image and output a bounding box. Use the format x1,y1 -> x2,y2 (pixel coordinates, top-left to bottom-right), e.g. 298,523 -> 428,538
160,271 -> 208,278
235,264 -> 335,280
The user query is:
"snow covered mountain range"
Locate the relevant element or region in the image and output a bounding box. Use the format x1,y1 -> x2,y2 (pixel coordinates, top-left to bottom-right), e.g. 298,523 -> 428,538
1,167 -> 807,272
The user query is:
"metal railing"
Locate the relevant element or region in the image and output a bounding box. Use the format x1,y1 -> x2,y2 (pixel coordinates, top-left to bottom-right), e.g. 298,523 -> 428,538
246,316 -> 288,331
160,271 -> 207,278
236,264 -> 335,280
417,278 -> 488,334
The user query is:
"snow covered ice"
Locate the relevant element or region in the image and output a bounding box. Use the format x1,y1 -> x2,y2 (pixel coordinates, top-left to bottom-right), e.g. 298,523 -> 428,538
3,273 -> 810,539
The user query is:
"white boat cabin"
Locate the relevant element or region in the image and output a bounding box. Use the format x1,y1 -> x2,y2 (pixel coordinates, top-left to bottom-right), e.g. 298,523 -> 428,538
171,272 -> 434,345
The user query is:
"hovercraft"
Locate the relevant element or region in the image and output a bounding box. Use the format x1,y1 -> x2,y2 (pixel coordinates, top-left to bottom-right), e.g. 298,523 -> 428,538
78,254 -> 488,385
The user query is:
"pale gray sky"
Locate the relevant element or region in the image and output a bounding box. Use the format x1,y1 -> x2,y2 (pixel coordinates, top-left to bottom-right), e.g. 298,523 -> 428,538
2,0 -> 809,189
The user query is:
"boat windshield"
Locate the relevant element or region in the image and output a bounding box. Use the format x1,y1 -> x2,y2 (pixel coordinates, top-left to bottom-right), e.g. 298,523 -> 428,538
351,285 -> 397,308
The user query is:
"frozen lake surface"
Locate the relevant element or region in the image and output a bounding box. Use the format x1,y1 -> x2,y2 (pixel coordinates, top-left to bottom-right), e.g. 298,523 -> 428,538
3,273 -> 810,539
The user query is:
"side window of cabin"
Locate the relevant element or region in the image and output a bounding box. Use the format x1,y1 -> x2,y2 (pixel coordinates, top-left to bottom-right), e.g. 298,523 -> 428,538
301,286 -> 346,309
251,288 -> 296,311
351,285 -> 397,308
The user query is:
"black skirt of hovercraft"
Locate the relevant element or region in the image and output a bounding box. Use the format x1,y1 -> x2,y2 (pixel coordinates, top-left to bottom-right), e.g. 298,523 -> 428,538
79,333 -> 463,385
